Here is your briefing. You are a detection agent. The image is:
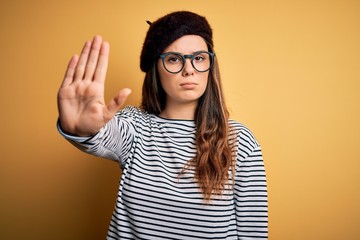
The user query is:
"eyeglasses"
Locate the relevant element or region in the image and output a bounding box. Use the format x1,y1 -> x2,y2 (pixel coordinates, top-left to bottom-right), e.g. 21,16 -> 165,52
159,51 -> 215,74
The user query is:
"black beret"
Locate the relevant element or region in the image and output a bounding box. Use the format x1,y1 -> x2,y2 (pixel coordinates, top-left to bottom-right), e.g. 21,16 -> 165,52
140,11 -> 213,72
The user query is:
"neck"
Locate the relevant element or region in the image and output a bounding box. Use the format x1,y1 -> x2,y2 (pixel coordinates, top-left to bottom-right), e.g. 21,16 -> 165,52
159,102 -> 197,120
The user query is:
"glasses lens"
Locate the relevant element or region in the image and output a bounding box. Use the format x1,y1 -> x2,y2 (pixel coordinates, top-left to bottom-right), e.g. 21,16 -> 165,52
163,53 -> 184,73
192,52 -> 212,72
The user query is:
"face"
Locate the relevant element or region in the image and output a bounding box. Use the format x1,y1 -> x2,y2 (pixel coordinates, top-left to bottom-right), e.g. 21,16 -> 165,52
157,35 -> 209,109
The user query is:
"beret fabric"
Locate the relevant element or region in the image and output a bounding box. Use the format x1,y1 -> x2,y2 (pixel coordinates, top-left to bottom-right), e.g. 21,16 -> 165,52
140,11 -> 213,72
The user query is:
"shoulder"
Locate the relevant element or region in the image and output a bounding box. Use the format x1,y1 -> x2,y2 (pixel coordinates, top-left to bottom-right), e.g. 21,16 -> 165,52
115,106 -> 151,121
116,105 -> 146,116
229,120 -> 259,145
229,119 -> 260,157
114,106 -> 161,133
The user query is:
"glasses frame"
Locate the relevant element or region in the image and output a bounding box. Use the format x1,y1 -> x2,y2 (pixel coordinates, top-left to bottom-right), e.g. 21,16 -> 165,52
159,51 -> 215,74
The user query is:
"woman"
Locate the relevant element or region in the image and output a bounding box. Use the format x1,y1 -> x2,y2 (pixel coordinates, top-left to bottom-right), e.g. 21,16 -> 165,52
58,11 -> 268,239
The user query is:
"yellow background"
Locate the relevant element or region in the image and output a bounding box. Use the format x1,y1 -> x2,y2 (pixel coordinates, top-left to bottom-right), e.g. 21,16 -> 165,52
1,0 -> 359,239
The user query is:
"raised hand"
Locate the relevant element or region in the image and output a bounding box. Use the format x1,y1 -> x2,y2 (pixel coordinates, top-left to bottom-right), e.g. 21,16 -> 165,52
57,35 -> 131,136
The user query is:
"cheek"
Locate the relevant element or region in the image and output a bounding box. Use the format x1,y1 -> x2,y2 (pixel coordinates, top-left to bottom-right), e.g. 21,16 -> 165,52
157,65 -> 170,88
201,73 -> 209,89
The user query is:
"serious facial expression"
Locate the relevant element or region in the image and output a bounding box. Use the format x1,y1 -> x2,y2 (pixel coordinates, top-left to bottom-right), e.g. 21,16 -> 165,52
157,35 -> 209,108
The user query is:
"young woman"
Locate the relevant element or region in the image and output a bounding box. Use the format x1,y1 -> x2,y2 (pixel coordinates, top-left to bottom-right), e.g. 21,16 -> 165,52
58,11 -> 268,239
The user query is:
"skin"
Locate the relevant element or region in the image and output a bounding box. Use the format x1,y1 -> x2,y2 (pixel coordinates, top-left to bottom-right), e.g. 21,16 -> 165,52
57,35 -> 131,136
157,35 -> 209,120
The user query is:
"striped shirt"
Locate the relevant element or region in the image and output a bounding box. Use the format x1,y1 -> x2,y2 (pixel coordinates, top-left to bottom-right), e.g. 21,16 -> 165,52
59,106 -> 268,239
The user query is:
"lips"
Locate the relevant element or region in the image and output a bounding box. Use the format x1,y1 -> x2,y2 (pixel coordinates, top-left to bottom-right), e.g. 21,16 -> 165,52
180,82 -> 198,90
180,82 -> 198,86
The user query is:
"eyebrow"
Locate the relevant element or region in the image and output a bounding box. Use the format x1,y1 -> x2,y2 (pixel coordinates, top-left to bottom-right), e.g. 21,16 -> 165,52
162,50 -> 209,55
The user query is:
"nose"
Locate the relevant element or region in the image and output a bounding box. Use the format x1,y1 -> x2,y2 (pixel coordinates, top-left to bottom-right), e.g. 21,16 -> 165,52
182,58 -> 195,76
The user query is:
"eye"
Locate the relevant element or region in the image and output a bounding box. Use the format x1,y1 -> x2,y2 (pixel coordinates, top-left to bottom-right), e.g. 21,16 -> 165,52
194,55 -> 205,62
166,54 -> 183,64
193,52 -> 210,62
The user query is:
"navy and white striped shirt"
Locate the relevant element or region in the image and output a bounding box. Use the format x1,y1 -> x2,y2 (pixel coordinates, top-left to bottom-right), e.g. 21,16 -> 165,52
60,106 -> 268,239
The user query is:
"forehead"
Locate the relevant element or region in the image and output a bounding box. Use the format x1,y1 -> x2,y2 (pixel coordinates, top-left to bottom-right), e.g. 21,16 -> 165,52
163,35 -> 208,53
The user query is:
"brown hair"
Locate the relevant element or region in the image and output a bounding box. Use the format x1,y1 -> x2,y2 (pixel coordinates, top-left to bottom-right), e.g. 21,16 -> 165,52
140,47 -> 236,202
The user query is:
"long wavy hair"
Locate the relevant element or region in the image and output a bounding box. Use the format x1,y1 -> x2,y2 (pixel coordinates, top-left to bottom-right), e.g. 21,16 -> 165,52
140,44 -> 236,202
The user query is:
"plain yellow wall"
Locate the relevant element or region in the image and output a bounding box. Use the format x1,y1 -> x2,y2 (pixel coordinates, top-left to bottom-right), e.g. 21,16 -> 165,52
1,0 -> 359,239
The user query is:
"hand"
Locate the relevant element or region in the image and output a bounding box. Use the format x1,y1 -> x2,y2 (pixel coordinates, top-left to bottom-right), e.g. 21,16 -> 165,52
57,35 -> 131,136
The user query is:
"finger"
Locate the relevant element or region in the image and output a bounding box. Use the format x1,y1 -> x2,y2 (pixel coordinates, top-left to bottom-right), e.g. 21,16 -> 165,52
74,40 -> 91,81
106,88 -> 132,116
61,54 -> 79,87
93,41 -> 110,84
84,35 -> 103,80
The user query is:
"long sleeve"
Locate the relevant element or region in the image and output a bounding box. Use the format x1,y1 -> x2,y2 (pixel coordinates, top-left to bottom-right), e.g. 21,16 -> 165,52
57,107 -> 137,166
234,128 -> 268,239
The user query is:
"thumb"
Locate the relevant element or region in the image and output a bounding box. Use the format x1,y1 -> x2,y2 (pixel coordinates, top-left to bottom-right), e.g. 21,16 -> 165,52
106,88 -> 132,115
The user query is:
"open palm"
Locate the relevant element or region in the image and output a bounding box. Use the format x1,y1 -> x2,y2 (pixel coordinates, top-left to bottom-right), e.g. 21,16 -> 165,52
57,35 -> 131,136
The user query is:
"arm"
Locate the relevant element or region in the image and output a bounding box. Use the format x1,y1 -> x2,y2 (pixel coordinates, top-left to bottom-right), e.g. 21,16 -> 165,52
57,110 -> 136,164
235,132 -> 268,239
